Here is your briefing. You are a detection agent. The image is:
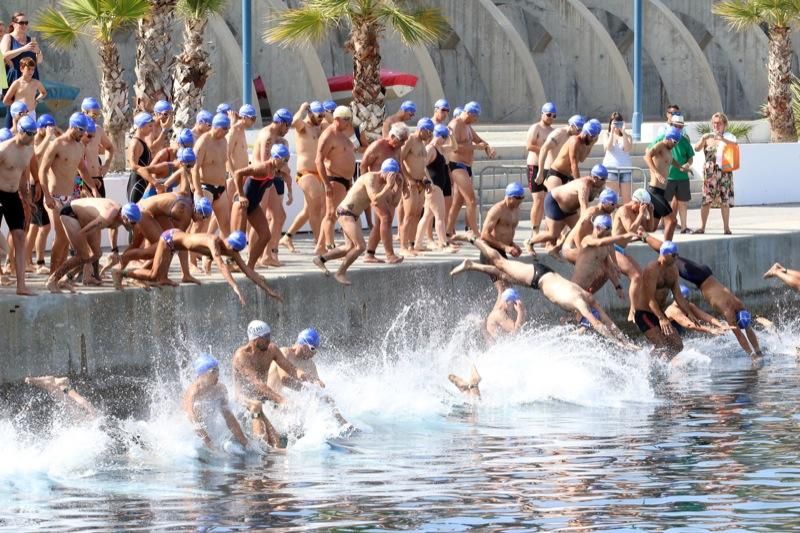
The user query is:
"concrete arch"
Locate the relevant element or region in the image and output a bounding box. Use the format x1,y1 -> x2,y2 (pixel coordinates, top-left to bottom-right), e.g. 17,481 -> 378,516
579,0 -> 723,118
426,0 -> 547,121
662,0 -> 768,116
499,0 -> 633,118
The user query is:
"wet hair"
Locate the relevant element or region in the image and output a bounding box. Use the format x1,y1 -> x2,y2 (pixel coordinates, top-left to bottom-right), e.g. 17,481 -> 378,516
9,12 -> 26,32
607,111 -> 624,133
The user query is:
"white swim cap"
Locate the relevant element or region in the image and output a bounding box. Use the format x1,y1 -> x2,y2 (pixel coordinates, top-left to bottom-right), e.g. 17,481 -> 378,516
247,320 -> 271,341
389,122 -> 409,140
632,188 -> 652,205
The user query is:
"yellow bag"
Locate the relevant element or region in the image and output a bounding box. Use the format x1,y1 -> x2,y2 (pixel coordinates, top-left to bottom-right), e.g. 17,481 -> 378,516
719,142 -> 740,172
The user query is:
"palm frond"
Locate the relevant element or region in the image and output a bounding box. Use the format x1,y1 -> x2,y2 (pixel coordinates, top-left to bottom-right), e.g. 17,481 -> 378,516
376,4 -> 447,45
59,0 -> 103,28
32,7 -> 82,48
177,0 -> 228,19
308,0 -> 352,20
264,6 -> 335,46
104,0 -> 153,32
713,0 -> 800,29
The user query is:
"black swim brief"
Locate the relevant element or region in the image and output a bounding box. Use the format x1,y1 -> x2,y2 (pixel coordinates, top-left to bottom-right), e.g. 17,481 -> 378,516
329,176 -> 352,191
59,203 -> 78,220
646,185 -> 672,219
243,177 -> 271,214
634,309 -> 659,333
448,161 -> 473,177
677,256 -> 713,289
547,168 -> 573,186
201,183 -> 226,201
336,207 -> 358,219
529,261 -> 553,289
0,190 -> 24,231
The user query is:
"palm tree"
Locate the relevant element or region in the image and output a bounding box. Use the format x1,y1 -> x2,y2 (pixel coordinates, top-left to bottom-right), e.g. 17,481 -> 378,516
264,0 -> 447,135
134,0 -> 179,113
713,0 -> 799,142
172,0 -> 228,129
35,0 -> 152,170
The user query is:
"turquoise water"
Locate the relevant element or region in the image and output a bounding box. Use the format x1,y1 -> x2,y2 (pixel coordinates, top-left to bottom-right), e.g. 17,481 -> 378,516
2,306 -> 800,531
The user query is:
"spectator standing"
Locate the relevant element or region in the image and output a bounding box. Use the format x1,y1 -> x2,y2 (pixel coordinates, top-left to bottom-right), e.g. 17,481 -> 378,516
693,112 -> 737,235
660,113 -> 694,233
0,22 -> 7,94
1,12 -> 43,127
600,112 -> 633,204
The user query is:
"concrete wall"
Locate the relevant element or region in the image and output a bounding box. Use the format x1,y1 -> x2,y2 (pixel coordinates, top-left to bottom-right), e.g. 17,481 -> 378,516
3,1 -> 776,124
2,229 -> 800,384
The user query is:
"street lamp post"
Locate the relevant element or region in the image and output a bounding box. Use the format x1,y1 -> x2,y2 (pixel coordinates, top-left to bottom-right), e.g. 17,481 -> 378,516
242,0 -> 252,107
632,0 -> 643,141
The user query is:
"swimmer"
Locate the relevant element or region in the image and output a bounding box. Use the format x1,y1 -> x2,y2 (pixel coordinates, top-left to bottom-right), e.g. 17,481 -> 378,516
543,119 -> 600,192
666,284 -> 731,336
182,353 -> 250,452
27,115 -> 58,275
450,237 -> 632,347
611,188 -> 655,320
191,109 -> 213,140
414,124 -> 456,251
485,288 -> 526,340
480,181 -> 525,259
320,99 -> 337,128
448,364 -> 482,400
127,112 -> 155,204
313,158 -> 403,285
398,118 -> 433,254
764,263 -> 800,291
79,97 -> 115,198
233,321 -> 324,447
24,375 -> 97,420
382,100 -> 416,138
643,126 -> 682,240
525,102 -> 557,242
194,112 -> 233,239
432,98 -> 449,126
146,99 -> 174,155
548,188 -> 620,263
281,101 -> 327,252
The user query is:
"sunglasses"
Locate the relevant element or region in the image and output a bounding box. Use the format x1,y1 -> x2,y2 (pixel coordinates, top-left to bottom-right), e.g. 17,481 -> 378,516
21,64 -> 35,70
544,113 -> 556,118
75,126 -> 86,132
509,195 -> 524,200
184,163 -> 195,169
16,21 -> 29,26
22,130 -> 35,137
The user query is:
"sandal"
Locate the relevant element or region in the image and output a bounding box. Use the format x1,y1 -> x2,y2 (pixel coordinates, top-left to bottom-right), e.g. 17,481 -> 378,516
691,229 -> 705,234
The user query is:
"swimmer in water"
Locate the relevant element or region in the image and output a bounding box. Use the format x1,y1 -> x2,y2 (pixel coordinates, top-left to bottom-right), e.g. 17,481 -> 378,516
764,263 -> 800,291
451,237 -> 633,347
232,321 -> 324,447
25,375 -> 98,420
485,288 -> 526,341
448,364 -> 482,400
666,284 -> 731,336
182,353 -> 250,452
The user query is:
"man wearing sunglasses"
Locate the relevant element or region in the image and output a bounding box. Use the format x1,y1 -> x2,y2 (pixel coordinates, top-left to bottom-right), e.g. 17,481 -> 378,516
39,112 -> 92,273
0,115 -> 37,295
526,103 -> 557,240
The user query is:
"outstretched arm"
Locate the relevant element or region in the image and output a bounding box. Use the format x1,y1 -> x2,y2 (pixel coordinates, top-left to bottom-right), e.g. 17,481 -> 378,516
232,252 -> 282,302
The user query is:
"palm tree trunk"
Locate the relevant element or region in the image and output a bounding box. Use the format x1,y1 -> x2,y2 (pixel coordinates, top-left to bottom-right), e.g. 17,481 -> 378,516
99,41 -> 130,171
766,25 -> 797,142
172,17 -> 211,130
134,0 -> 178,113
348,21 -> 384,137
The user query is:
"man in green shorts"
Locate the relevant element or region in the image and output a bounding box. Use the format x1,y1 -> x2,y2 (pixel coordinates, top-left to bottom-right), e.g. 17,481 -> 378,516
650,113 -> 694,233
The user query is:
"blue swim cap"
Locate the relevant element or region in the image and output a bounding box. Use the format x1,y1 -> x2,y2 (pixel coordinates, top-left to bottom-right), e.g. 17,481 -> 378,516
0,128 -> 11,142
17,116 -> 37,134
502,288 -> 520,303
37,114 -> 55,129
541,102 -> 557,114
68,112 -> 89,130
178,147 -> 196,164
85,117 -> 97,134
153,100 -> 173,114
238,104 -> 257,118
177,128 -> 194,147
464,101 -> 481,116
196,110 -> 213,125
593,214 -> 613,230
679,284 -> 690,299
736,309 -> 752,330
659,240 -> 678,256
309,101 -> 325,114
323,99 -> 337,112
400,100 -> 416,114
599,188 -> 618,206
505,181 -> 525,198
133,112 -> 153,129
453,106 -> 464,117
568,115 -> 585,129
227,230 -> 247,252
194,196 -> 212,217
434,98 -> 449,110
579,308 -> 602,329
194,353 -> 219,376
272,108 -> 293,124
216,102 -> 231,114
121,202 -> 142,223
81,97 -> 101,112
271,143 -> 290,160
591,164 -> 608,179
433,124 -> 449,138
296,327 -> 321,349
10,101 -> 28,116
417,117 -> 434,131
212,113 -> 230,129
381,158 -> 400,174
583,119 -> 602,137
665,126 -> 682,143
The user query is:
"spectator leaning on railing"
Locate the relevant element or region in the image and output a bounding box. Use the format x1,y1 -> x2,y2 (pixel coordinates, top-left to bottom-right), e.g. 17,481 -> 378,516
600,111 -> 632,204
693,112 -> 738,235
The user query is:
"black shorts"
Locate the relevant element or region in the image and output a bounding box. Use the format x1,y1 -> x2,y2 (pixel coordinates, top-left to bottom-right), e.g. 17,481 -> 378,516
544,192 -> 575,221
31,193 -> 50,226
530,261 -> 553,289
201,183 -> 226,201
647,185 -> 673,218
127,173 -> 148,204
665,180 -> 691,203
243,177 -> 271,214
0,190 -> 24,231
528,165 -> 546,193
634,309 -> 659,333
271,176 -> 285,196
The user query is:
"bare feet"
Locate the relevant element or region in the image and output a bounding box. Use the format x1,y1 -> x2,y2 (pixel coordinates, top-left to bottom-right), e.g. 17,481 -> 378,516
399,248 -> 418,257
263,256 -> 283,268
450,231 -> 476,243
59,280 -> 77,293
448,365 -> 481,399
182,275 -> 202,285
46,276 -> 62,294
386,254 -> 404,265
100,255 -> 119,276
112,270 -> 124,290
16,286 -> 35,296
202,257 -> 212,275
279,235 -> 298,254
763,263 -> 783,279
449,259 -> 473,276
84,276 -> 103,287
313,256 -> 330,276
363,254 -> 384,264
0,274 -> 11,286
160,279 -> 179,287
35,264 -> 49,275
334,272 -> 352,286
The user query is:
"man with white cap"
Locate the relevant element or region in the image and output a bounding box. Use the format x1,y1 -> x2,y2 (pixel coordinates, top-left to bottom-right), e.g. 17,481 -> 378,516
485,288 -> 526,340
183,353 -> 250,452
432,98 -> 449,126
232,320 -> 323,447
194,112 -> 233,241
544,119 -> 602,191
40,111 -> 93,272
654,113 -> 693,233
313,158 -> 403,285
315,105 -> 357,256
382,100 -> 416,138
446,101 -> 496,236
526,102 -> 557,241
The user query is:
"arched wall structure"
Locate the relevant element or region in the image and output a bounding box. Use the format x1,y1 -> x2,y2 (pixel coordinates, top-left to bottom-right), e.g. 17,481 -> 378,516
579,0 -> 723,118
498,0 -> 633,118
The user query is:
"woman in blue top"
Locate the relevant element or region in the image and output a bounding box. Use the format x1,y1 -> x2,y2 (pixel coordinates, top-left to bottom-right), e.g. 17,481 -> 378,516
1,12 -> 43,127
